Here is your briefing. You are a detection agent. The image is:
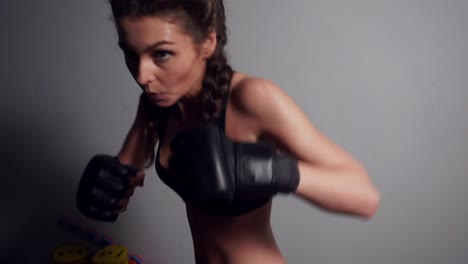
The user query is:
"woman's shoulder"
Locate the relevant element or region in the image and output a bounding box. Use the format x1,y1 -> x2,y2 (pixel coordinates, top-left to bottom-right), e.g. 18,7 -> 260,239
231,72 -> 276,93
229,72 -> 286,115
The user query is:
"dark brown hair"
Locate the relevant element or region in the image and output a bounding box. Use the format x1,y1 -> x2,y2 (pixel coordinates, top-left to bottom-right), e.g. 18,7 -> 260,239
109,0 -> 233,166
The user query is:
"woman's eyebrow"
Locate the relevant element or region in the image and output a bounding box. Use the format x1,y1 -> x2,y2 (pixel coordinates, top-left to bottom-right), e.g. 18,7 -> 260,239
118,40 -> 176,53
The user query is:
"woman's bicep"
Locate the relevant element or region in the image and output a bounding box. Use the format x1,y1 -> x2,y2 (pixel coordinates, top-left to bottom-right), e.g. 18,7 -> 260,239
239,78 -> 363,170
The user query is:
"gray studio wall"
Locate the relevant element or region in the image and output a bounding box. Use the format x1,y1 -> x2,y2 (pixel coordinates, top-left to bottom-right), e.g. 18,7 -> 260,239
1,0 -> 467,263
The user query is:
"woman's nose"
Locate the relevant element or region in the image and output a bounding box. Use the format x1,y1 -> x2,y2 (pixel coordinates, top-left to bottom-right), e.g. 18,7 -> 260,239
136,58 -> 156,86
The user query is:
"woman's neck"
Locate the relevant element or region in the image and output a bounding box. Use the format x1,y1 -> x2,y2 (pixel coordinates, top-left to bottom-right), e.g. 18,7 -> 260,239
173,92 -> 205,125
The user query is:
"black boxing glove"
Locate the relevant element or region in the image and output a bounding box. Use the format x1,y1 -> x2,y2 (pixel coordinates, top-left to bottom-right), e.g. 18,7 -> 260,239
169,124 -> 300,205
76,155 -> 139,222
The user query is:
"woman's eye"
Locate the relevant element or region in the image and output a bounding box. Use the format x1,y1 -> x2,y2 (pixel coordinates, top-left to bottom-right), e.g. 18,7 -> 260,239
152,51 -> 172,62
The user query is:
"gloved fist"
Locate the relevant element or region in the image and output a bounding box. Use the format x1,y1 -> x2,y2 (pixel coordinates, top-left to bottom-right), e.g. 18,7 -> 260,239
76,155 -> 142,222
169,124 -> 300,206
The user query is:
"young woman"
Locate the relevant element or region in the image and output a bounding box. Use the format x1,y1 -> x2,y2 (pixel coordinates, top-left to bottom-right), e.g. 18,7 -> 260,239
77,1 -> 380,263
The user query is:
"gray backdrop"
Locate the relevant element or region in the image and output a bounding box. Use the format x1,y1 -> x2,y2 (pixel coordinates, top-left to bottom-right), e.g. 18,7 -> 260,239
1,0 -> 467,263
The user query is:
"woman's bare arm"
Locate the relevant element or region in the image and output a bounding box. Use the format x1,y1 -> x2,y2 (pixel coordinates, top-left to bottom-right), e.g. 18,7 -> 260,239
117,94 -> 159,169
232,78 -> 380,219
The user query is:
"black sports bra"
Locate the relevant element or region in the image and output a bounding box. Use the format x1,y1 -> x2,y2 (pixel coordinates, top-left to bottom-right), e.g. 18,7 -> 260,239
155,88 -> 270,216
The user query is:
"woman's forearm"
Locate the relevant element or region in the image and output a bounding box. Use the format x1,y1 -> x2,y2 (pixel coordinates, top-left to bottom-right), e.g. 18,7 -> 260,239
294,162 -> 380,219
117,94 -> 159,168
117,123 -> 154,168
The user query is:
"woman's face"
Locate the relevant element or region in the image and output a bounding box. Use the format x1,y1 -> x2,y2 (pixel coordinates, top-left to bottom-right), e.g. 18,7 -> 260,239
117,16 -> 212,107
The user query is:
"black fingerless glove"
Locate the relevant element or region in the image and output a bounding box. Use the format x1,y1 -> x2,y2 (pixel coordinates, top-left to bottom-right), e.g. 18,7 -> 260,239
76,155 -> 138,222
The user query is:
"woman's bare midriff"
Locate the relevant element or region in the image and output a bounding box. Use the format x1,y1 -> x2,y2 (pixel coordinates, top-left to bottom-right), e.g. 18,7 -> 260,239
186,201 -> 287,264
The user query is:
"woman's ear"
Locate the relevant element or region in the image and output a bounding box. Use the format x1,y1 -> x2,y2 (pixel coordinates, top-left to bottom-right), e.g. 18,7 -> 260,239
201,31 -> 217,59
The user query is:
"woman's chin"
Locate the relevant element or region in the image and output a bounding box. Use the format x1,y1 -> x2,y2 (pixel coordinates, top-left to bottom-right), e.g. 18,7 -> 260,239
154,101 -> 174,108
148,97 -> 175,108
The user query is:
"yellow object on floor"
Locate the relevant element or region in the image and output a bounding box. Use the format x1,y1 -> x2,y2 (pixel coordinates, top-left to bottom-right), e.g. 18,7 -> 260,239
92,244 -> 129,264
52,244 -> 89,264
